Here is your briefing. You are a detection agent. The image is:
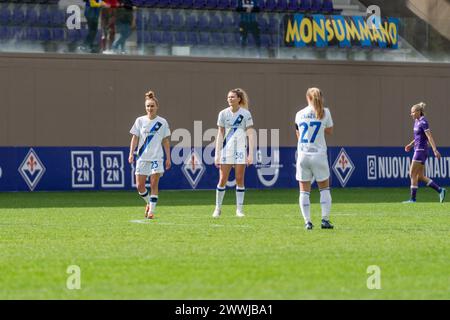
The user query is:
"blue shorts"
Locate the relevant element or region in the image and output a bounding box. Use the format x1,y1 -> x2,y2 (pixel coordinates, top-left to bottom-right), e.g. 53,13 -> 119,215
412,150 -> 427,164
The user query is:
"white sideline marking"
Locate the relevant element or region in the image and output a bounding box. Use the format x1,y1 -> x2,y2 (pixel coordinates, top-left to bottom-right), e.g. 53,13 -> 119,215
129,220 -> 251,228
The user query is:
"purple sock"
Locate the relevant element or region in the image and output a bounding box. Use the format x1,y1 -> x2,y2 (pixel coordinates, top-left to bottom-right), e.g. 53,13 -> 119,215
410,186 -> 418,201
427,180 -> 441,193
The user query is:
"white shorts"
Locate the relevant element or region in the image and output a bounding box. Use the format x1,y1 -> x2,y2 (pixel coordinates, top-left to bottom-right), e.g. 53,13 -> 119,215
296,153 -> 330,182
220,142 -> 246,164
135,159 -> 164,177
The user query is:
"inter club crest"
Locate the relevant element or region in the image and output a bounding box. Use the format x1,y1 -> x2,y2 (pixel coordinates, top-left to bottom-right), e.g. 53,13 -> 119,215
182,149 -> 205,189
18,148 -> 46,191
332,148 -> 355,187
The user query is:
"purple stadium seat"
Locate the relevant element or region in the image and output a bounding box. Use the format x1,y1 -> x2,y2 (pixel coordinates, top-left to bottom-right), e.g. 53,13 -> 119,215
193,0 -> 207,9
311,0 -> 322,12
38,27 -> 51,41
157,0 -> 170,8
187,31 -> 198,45
162,30 -> 173,44
185,13 -> 197,30
205,0 -> 217,10
287,0 -> 299,11
149,30 -> 162,43
148,11 -> 161,29
24,6 -> 38,25
276,0 -> 288,11
12,6 -> 25,25
38,8 -> 51,26
299,0 -> 311,11
198,32 -> 210,45
197,12 -> 209,30
174,31 -> 187,45
209,12 -> 222,31
52,27 -> 65,41
210,32 -> 223,46
221,13 -> 233,32
257,15 -> 269,33
172,11 -> 184,29
181,0 -> 194,8
264,0 -> 276,12
160,12 -> 172,30
0,5 -> 10,25
217,0 -> 229,10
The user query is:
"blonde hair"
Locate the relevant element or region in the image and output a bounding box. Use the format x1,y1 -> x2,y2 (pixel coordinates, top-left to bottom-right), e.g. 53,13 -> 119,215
230,88 -> 249,109
412,102 -> 426,116
145,90 -> 159,108
306,87 -> 325,120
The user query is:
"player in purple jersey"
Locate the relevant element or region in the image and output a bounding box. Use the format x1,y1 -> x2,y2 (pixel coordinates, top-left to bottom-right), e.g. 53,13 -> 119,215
403,102 -> 446,203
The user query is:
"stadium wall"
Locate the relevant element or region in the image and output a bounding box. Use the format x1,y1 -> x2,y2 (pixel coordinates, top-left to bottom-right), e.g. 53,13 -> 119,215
1,53 -> 450,148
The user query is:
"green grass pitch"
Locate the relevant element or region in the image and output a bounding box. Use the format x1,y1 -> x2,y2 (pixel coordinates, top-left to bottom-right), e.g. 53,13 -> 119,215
0,188 -> 448,300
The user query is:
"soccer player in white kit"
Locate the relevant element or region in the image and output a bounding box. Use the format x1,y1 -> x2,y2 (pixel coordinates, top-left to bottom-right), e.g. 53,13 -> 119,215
295,88 -> 334,230
213,88 -> 255,218
128,90 -> 171,219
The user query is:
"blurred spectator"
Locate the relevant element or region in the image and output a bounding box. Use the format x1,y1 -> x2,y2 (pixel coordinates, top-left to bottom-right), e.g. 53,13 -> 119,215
237,0 -> 261,50
101,0 -> 119,53
83,0 -> 110,53
112,0 -> 135,54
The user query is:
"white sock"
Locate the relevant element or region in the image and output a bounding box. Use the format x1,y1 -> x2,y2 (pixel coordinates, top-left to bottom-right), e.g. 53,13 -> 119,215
216,186 -> 226,209
236,187 -> 245,212
139,189 -> 150,204
149,195 -> 158,213
299,191 -> 311,224
320,188 -> 332,221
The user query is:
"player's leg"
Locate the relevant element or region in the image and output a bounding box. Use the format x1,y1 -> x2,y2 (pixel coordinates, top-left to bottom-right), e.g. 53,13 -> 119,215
317,179 -> 333,229
213,164 -> 233,217
313,155 -> 333,229
405,160 -> 421,202
235,164 -> 246,217
136,174 -> 151,217
148,173 -> 161,218
418,167 -> 446,202
297,153 -> 313,229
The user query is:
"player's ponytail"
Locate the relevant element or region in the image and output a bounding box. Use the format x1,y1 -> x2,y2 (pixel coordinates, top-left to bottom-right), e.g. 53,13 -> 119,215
413,102 -> 426,116
145,90 -> 159,107
307,87 -> 324,120
230,88 -> 249,109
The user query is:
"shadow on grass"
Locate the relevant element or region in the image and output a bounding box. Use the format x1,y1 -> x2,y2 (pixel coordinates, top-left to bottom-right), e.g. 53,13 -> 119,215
0,188 -> 445,209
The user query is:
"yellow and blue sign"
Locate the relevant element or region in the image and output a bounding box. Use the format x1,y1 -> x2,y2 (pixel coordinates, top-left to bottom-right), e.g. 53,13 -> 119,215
284,14 -> 399,49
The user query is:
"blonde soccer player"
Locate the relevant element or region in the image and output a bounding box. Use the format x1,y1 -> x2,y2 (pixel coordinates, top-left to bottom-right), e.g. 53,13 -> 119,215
213,88 -> 255,218
129,90 -> 171,219
295,88 -> 334,230
403,102 -> 446,203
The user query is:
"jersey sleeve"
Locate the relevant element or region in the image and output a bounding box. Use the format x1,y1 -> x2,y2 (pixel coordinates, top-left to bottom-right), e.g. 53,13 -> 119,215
245,110 -> 254,128
420,118 -> 430,132
163,121 -> 171,138
217,110 -> 225,127
130,118 -> 140,136
325,109 -> 333,128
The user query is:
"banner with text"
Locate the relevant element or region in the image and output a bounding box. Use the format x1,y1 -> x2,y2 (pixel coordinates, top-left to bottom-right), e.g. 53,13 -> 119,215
284,14 -> 399,49
0,147 -> 449,191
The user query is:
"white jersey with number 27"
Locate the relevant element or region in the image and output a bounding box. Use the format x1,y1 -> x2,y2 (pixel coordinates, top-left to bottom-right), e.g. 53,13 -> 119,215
295,106 -> 333,155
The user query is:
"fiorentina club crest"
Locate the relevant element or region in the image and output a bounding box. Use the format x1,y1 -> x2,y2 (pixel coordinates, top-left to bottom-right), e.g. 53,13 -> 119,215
182,149 -> 205,189
332,148 -> 355,187
18,148 -> 46,191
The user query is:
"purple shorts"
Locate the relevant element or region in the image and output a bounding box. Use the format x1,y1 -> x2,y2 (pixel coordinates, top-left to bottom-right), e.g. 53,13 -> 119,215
412,150 -> 428,164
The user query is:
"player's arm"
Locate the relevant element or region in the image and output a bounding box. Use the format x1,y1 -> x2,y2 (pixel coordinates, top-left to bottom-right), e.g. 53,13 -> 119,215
325,126 -> 333,135
215,127 -> 225,167
405,139 -> 415,152
128,134 -> 139,163
295,124 -> 299,140
246,126 -> 256,166
425,130 -> 441,159
162,137 -> 171,170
